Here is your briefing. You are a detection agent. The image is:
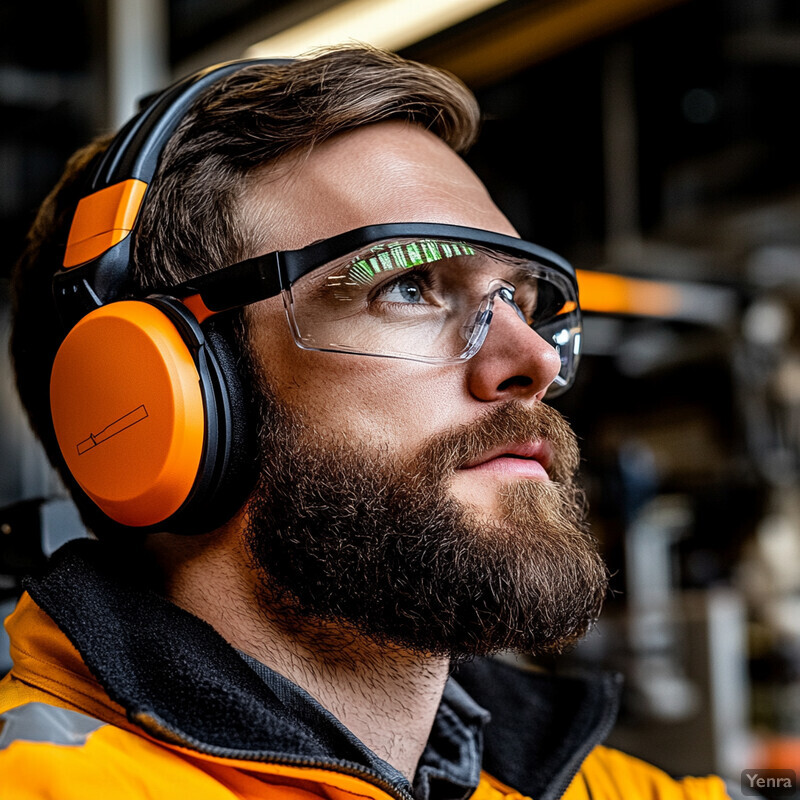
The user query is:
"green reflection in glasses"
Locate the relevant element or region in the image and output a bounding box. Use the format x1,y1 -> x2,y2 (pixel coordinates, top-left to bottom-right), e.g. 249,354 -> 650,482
345,240 -> 477,286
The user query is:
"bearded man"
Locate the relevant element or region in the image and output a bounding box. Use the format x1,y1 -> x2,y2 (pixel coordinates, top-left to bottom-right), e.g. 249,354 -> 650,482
1,47 -> 728,800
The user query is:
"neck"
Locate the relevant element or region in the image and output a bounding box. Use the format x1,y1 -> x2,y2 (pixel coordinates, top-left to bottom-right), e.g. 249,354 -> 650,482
146,525 -> 449,781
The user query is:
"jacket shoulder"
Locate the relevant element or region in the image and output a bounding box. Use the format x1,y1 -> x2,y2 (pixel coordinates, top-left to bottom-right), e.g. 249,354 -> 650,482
565,745 -> 730,800
0,699 -> 235,800
0,696 -> 386,800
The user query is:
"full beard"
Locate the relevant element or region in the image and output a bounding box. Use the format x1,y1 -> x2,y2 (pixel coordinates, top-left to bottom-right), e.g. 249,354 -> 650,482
244,389 -> 607,660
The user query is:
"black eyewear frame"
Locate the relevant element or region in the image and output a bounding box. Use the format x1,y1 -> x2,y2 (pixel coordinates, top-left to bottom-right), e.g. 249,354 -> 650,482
170,223 -> 579,317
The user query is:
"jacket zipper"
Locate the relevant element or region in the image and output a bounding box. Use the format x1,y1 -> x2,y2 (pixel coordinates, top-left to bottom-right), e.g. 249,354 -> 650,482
137,712 -> 415,800
198,749 -> 415,800
542,673 -> 623,800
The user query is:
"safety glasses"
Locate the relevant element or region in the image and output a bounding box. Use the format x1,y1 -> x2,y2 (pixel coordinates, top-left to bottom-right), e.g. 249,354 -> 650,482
173,223 -> 582,397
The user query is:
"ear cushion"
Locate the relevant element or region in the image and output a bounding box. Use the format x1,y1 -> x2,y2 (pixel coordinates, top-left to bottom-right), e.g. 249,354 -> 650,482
185,316 -> 257,533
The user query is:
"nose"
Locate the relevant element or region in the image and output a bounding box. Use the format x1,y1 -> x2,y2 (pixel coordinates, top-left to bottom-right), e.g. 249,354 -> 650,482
466,297 -> 562,402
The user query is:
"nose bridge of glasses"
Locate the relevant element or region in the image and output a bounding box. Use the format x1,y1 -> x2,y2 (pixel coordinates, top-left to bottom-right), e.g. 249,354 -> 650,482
487,279 -> 529,325
459,278 -> 528,351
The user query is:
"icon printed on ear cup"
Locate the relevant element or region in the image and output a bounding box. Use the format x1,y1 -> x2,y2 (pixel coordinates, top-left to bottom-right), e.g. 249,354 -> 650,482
76,404 -> 149,455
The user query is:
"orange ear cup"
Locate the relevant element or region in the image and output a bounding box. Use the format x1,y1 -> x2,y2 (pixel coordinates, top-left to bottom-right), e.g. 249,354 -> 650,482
50,301 -> 206,527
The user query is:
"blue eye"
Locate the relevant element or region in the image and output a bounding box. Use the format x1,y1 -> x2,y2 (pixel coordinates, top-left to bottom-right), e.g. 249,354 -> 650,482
377,276 -> 428,304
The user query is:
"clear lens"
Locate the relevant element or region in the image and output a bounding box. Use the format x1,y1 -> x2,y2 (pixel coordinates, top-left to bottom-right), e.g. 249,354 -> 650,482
283,237 -> 581,393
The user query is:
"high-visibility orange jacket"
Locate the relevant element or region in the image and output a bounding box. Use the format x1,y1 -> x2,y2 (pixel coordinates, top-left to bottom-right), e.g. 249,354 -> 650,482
0,541 -> 729,800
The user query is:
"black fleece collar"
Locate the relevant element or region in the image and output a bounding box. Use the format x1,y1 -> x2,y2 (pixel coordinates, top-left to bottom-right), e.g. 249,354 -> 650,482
25,539 -> 621,800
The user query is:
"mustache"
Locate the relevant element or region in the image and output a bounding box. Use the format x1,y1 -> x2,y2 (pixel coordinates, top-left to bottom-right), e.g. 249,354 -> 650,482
410,402 -> 581,485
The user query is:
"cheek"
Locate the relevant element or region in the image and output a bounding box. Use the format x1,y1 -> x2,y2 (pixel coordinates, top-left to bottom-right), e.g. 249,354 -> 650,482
247,305 -> 466,451
289,357 -> 466,451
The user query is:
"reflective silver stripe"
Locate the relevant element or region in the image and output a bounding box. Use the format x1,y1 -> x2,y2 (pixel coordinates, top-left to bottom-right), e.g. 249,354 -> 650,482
0,702 -> 106,750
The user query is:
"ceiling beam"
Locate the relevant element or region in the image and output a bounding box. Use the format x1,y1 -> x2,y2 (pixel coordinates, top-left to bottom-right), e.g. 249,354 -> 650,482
414,0 -> 691,87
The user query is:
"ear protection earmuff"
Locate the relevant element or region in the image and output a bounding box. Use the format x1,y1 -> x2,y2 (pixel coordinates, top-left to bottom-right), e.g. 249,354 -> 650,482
49,60 -> 286,532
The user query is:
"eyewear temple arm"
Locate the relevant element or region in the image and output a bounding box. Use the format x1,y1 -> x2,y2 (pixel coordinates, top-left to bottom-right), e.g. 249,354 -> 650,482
172,252 -> 282,322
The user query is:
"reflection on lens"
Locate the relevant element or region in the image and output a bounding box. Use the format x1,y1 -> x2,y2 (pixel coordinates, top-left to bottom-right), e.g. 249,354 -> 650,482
342,239 -> 478,288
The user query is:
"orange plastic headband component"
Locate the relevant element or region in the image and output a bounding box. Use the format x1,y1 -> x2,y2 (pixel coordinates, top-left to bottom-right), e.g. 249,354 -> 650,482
63,179 -> 148,268
50,301 -> 205,526
182,294 -> 216,324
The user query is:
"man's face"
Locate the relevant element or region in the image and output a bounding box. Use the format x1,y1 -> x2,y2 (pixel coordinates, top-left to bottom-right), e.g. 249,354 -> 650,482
240,121 -> 606,657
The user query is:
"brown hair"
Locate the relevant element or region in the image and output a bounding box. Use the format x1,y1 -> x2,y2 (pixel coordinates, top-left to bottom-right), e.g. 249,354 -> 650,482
10,46 -> 481,529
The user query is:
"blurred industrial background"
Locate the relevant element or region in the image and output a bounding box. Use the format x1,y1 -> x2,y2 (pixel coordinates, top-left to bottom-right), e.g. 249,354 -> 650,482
3,0 -> 800,790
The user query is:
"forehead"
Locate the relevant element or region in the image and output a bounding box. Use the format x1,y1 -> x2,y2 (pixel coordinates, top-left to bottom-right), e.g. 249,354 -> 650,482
239,120 -> 517,254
